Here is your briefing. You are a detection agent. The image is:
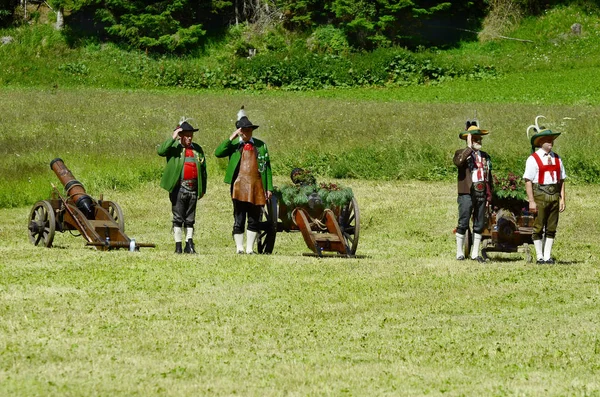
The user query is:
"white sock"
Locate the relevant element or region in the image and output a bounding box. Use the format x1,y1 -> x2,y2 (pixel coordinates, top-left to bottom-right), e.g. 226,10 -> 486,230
456,233 -> 465,259
233,233 -> 244,252
174,226 -> 183,243
186,227 -> 194,241
246,230 -> 258,254
471,233 -> 482,259
533,239 -> 543,260
543,238 -> 554,261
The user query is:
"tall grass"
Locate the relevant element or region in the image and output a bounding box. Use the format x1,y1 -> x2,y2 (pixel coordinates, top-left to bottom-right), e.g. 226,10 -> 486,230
1,88 -> 599,208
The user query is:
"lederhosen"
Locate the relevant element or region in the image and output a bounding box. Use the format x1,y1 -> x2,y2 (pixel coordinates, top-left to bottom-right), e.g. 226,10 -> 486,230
531,152 -> 562,240
170,148 -> 199,228
231,142 -> 265,234
457,152 -> 489,235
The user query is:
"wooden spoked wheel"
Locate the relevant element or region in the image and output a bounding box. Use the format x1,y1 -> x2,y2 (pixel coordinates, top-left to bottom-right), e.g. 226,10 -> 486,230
107,201 -> 125,232
257,196 -> 278,254
339,197 -> 360,255
463,228 -> 472,258
28,200 -> 56,247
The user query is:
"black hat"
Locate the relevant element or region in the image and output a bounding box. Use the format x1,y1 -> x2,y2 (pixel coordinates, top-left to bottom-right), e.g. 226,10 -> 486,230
235,106 -> 259,130
179,120 -> 198,133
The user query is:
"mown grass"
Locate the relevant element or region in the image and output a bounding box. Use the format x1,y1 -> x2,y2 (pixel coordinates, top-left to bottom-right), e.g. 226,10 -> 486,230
1,180 -> 599,395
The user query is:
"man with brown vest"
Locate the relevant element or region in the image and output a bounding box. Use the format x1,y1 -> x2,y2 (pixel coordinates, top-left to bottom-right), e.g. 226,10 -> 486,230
453,119 -> 493,262
215,107 -> 273,254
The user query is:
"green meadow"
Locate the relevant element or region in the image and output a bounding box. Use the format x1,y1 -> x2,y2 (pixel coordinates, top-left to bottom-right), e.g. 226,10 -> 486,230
1,86 -> 600,396
2,3 -> 600,394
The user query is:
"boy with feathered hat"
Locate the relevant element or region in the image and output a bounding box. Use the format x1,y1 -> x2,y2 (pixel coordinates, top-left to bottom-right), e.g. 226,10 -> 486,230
453,119 -> 493,263
523,116 -> 566,264
215,107 -> 273,254
157,118 -> 207,254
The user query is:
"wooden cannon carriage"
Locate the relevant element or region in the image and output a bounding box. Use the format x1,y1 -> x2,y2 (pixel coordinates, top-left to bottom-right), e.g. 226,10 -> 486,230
463,198 -> 535,262
254,169 -> 359,257
27,158 -> 155,251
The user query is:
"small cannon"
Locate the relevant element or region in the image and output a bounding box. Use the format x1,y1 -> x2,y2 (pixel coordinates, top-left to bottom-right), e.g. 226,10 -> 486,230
257,169 -> 360,257
27,158 -> 155,251
462,198 -> 535,262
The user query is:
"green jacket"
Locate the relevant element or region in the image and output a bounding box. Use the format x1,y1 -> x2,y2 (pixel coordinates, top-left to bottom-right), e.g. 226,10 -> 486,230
214,138 -> 273,192
157,137 -> 207,195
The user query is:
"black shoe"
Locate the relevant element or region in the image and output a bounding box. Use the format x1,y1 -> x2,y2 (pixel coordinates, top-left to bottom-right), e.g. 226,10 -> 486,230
184,239 -> 197,254
545,258 -> 555,264
457,255 -> 466,261
536,259 -> 545,264
472,256 -> 486,263
175,242 -> 183,254
236,250 -> 245,255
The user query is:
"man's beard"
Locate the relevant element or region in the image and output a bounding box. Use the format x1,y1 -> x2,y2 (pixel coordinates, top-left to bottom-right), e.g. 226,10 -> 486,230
472,142 -> 482,151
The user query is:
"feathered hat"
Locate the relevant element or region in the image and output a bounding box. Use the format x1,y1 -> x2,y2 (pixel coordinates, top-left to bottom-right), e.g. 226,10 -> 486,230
177,117 -> 198,133
526,115 -> 560,152
235,106 -> 259,130
458,116 -> 489,140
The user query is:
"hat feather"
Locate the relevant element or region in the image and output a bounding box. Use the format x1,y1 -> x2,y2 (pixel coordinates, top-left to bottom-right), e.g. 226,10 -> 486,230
237,106 -> 247,121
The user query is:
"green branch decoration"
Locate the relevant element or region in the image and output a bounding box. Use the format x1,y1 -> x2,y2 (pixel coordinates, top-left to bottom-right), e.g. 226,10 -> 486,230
274,169 -> 354,210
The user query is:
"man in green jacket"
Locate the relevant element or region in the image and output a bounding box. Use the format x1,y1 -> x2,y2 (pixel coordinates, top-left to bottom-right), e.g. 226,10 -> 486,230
157,119 -> 207,254
215,107 -> 273,254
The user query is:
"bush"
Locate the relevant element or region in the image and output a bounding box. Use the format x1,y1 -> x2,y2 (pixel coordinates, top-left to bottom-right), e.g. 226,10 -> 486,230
306,25 -> 350,55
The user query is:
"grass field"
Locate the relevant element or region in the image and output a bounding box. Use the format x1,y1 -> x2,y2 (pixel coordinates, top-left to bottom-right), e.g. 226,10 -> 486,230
1,177 -> 600,395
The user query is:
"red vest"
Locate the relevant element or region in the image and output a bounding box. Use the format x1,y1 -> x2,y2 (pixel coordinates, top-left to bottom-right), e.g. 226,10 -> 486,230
183,148 -> 198,180
532,152 -> 561,184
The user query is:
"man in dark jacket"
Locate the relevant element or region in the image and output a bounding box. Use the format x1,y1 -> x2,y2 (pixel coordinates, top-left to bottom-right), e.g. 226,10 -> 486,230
453,120 -> 493,262
157,119 -> 207,254
215,107 -> 273,254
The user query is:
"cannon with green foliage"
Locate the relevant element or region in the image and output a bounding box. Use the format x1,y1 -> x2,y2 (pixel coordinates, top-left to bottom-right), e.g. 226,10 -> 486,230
256,169 -> 360,257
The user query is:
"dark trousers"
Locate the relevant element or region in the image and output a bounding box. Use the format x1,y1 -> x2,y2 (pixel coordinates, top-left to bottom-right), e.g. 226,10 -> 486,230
169,185 -> 198,228
532,190 -> 560,240
232,199 -> 261,234
456,193 -> 486,235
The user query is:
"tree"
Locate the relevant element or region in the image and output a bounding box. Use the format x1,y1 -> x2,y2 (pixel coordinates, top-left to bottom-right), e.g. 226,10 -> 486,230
0,0 -> 18,27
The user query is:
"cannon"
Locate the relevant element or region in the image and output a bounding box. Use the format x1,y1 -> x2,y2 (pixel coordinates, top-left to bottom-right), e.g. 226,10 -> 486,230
255,169 -> 360,257
462,198 -> 535,262
27,158 -> 155,251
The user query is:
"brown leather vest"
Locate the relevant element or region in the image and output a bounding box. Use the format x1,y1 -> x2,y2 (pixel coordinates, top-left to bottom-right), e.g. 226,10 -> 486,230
232,145 -> 266,206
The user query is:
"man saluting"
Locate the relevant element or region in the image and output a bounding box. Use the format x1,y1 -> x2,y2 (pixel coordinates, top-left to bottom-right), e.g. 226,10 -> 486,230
453,118 -> 493,263
215,107 -> 273,254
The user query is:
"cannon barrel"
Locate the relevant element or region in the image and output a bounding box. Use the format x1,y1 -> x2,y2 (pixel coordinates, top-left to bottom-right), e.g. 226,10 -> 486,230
50,158 -> 95,219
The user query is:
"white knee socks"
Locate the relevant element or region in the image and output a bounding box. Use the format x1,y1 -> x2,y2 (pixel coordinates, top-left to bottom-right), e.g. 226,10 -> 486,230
456,233 -> 465,259
246,230 -> 258,254
174,226 -> 183,243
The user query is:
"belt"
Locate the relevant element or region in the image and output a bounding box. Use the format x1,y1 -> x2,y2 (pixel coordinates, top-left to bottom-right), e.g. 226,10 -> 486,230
534,183 -> 558,195
180,179 -> 198,191
472,182 -> 486,192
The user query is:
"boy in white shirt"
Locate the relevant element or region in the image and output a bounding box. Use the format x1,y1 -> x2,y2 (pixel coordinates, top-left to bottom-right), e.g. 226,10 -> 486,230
523,116 -> 567,264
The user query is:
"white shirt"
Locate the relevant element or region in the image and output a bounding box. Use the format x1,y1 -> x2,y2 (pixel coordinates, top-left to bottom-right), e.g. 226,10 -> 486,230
471,151 -> 487,183
523,148 -> 567,184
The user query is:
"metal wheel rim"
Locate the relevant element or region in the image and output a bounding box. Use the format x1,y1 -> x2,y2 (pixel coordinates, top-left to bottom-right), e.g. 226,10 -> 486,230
258,196 -> 278,254
340,197 -> 360,255
463,229 -> 472,258
28,200 -> 56,247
